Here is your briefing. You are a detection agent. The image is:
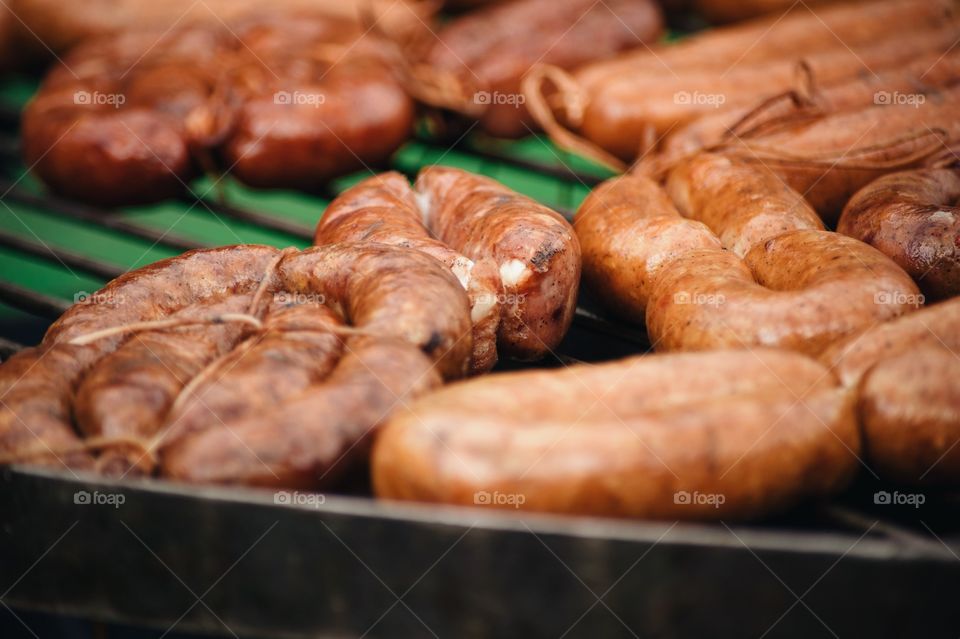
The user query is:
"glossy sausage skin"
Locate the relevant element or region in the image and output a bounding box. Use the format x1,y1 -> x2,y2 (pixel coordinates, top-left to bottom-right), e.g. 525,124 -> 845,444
0,243 -> 472,489
314,172 -> 501,373
741,85 -> 960,223
415,0 -> 662,137
0,245 -> 279,470
415,166 -> 581,360
161,243 -> 471,487
821,299 -> 960,484
22,14 -> 414,205
373,349 -> 859,520
73,294 -> 257,475
838,168 -> 960,301
222,15 -> 414,189
575,155 -> 920,356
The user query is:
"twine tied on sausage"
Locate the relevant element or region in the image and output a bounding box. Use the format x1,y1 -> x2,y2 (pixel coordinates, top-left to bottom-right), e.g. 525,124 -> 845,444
0,248 -> 380,470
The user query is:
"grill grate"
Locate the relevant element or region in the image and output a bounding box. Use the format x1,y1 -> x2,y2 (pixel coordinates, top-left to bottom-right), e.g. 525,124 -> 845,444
0,80 -> 957,550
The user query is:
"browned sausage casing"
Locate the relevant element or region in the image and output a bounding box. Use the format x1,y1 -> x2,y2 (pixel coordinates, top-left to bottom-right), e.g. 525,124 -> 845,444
838,168 -> 960,301
414,166 -> 581,360
821,299 -> 960,484
314,172 -> 502,373
22,14 -> 414,205
373,348 -> 859,520
413,0 -> 662,137
576,154 -> 920,355
0,245 -> 279,469
0,243 -> 472,489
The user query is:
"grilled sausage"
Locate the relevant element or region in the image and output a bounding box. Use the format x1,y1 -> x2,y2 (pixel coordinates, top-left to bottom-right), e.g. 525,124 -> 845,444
411,0 -> 662,137
0,243 -> 473,488
161,298 -> 344,457
838,168 -> 960,301
414,166 -> 581,360
22,14 -> 414,205
73,294 -> 258,475
0,245 -> 279,470
9,0 -> 432,66
662,48 -> 960,160
160,244 -> 471,487
373,348 -> 859,520
315,172 -> 502,373
735,85 -> 960,222
221,15 -> 414,190
576,154 -> 920,355
821,298 -> 960,484
527,0 -> 956,164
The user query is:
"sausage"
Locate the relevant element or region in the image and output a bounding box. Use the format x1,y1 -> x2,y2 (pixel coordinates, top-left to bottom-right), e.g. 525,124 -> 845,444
22,13 -> 414,205
820,298 -> 960,484
9,0 -> 432,66
159,299 -> 343,450
574,174 -> 719,322
410,0 -> 662,137
73,294 -> 258,475
666,154 -> 823,257
526,0 -> 956,164
414,166 -> 581,359
575,154 -> 921,355
575,23 -> 960,160
733,85 -> 960,222
373,348 -> 859,520
314,172 -> 502,373
838,168 -> 960,301
0,245 -> 279,469
694,0 -> 856,24
21,27 -> 218,205
662,48 -> 960,160
159,243 -> 471,487
0,243 -> 473,489
221,15 -> 414,190
162,335 -> 440,487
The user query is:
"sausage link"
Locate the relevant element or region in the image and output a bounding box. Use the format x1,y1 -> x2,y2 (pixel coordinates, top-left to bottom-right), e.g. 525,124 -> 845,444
0,245 -> 278,469
666,153 -> 823,257
574,174 -> 719,321
821,299 -> 960,483
373,349 -> 858,520
315,172 -> 501,373
415,166 -> 581,359
158,300 -> 343,464
838,168 -> 960,301
73,294 -> 256,475
575,156 -> 920,355
163,336 -> 440,487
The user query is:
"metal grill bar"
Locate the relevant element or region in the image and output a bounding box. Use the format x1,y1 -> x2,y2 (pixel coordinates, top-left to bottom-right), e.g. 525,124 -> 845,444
0,281 -> 69,319
0,229 -> 125,280
182,195 -> 315,240
1,184 -> 206,252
